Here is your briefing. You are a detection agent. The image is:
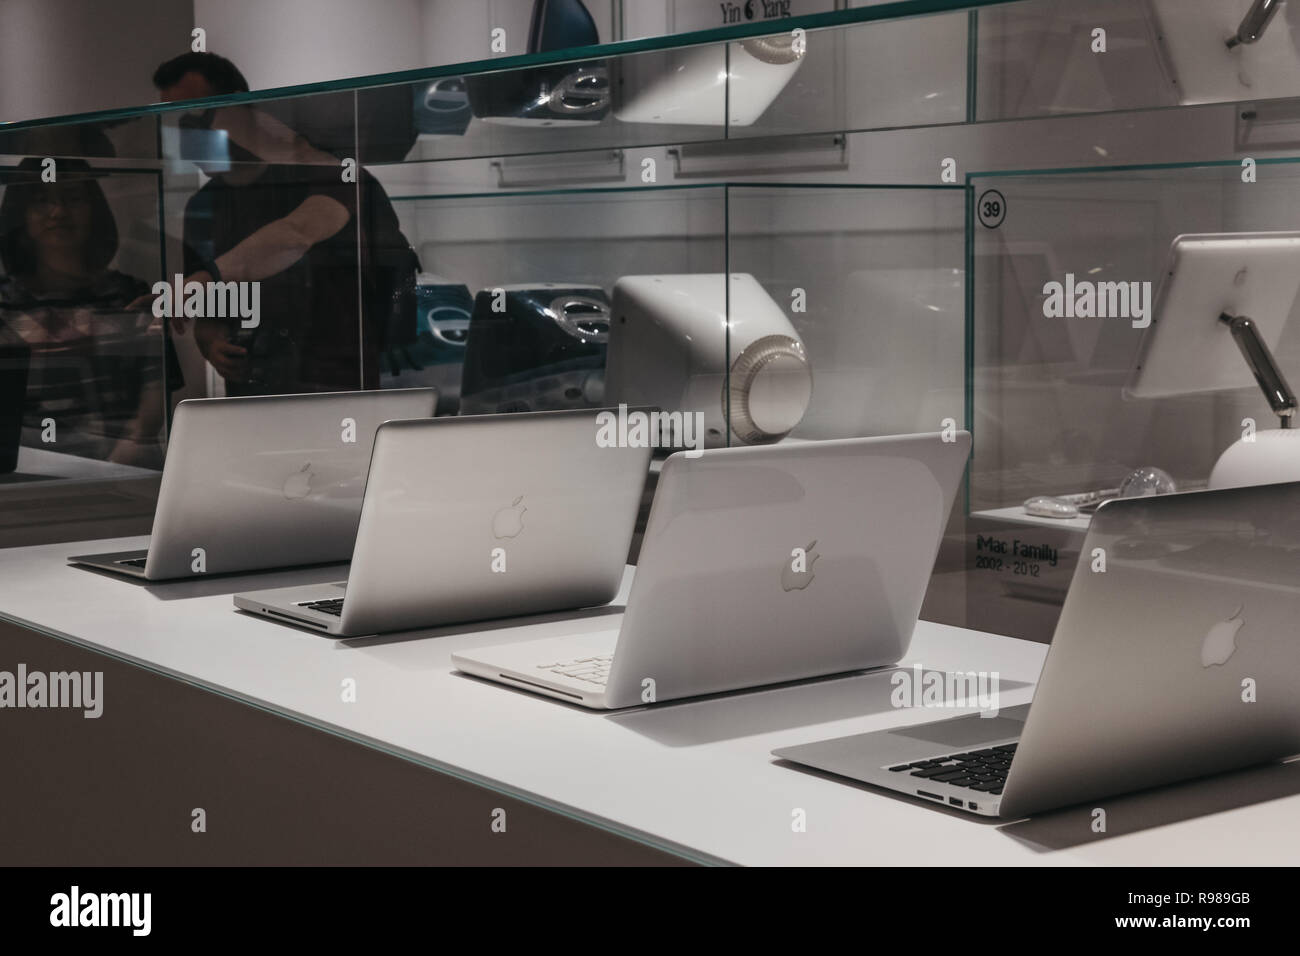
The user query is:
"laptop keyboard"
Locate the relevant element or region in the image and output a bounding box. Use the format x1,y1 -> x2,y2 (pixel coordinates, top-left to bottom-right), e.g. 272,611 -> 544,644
298,598 -> 344,617
888,743 -> 1017,795
536,655 -> 613,685
117,557 -> 148,568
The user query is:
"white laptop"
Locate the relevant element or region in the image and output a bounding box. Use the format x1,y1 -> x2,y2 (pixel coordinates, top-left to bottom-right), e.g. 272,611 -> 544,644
453,430 -> 971,708
68,388 -> 436,580
233,408 -> 652,637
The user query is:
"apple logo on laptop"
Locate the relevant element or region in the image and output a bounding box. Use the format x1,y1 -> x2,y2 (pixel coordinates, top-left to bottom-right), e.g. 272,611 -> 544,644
282,462 -> 314,501
1201,605 -> 1244,667
781,540 -> 819,591
492,496 -> 527,539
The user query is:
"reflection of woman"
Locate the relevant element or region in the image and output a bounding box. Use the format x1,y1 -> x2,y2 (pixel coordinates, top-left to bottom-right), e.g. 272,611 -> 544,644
0,159 -> 175,466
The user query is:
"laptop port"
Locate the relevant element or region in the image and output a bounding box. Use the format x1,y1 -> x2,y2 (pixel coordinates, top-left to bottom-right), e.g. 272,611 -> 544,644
916,790 -> 943,801
258,607 -> 329,631
968,802 -> 978,810
949,797 -> 962,807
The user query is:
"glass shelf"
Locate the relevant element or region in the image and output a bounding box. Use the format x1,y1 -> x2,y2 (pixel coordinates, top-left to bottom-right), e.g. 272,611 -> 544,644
9,0 -> 1300,163
0,0 -> 999,143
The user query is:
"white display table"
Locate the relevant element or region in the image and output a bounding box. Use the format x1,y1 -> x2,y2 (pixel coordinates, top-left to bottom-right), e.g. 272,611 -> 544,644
3,535 -> 1298,865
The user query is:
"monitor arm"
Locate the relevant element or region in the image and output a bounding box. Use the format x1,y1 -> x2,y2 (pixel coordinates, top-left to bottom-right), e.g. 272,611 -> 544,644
1227,0 -> 1283,49
1220,311 -> 1298,427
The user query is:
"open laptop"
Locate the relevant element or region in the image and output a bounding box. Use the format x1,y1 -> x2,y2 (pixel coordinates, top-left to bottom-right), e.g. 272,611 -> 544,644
233,408 -> 652,637
774,481 -> 1300,818
68,388 -> 436,580
452,431 -> 971,708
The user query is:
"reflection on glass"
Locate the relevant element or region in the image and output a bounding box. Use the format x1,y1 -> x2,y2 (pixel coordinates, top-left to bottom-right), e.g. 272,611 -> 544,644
154,52 -> 420,396
174,139 -> 369,394
460,283 -> 610,414
465,0 -> 609,127
380,185 -> 728,415
0,159 -> 171,468
412,77 -> 473,136
615,37 -> 801,127
380,274 -> 472,414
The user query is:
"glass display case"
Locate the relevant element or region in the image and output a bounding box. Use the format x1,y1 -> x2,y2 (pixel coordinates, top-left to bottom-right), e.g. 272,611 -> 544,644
379,182 -> 962,434
968,160 -> 1300,515
5,0 -> 1300,642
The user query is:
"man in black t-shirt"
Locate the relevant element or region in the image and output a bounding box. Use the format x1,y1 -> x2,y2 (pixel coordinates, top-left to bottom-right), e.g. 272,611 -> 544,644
153,53 -> 416,395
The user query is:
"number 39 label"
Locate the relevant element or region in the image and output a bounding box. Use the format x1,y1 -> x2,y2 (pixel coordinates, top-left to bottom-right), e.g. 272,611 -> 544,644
978,189 -> 1006,229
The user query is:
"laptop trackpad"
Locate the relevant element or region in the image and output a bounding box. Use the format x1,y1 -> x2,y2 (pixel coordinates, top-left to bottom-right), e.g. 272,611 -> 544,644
890,704 -> 1030,748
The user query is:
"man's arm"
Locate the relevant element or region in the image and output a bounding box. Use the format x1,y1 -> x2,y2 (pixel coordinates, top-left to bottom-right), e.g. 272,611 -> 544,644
140,185 -> 351,344
210,193 -> 351,283
185,192 -> 351,381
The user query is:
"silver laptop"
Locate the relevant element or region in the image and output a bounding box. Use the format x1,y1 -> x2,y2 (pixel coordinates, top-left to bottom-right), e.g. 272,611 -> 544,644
233,408 -> 652,637
774,481 -> 1300,818
68,388 -> 436,580
452,431 -> 971,708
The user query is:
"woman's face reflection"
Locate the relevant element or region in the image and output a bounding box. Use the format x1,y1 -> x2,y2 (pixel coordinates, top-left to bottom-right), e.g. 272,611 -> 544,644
24,181 -> 94,261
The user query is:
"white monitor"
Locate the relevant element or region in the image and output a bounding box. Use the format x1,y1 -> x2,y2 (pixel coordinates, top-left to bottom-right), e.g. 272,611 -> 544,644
1147,0 -> 1300,105
615,38 -> 804,127
606,273 -> 813,447
1126,231 -> 1300,399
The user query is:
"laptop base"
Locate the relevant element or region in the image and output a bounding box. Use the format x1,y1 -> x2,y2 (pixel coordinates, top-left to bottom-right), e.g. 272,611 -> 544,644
67,550 -> 151,580
234,582 -> 351,637
773,705 -> 1032,818
453,632 -> 619,708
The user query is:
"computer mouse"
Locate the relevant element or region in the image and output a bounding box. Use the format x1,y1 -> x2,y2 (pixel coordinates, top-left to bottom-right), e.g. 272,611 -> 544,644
1023,495 -> 1079,519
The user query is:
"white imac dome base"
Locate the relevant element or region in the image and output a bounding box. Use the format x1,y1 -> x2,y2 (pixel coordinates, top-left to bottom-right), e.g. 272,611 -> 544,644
1208,428 -> 1300,489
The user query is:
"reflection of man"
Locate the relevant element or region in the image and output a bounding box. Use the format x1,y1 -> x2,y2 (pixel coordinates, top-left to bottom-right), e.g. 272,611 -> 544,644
152,52 -> 415,394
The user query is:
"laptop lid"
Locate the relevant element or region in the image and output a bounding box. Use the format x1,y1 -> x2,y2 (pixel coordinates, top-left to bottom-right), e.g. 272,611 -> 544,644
144,388 -> 436,579
600,431 -> 971,707
336,407 -> 652,635
1000,481 -> 1300,818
